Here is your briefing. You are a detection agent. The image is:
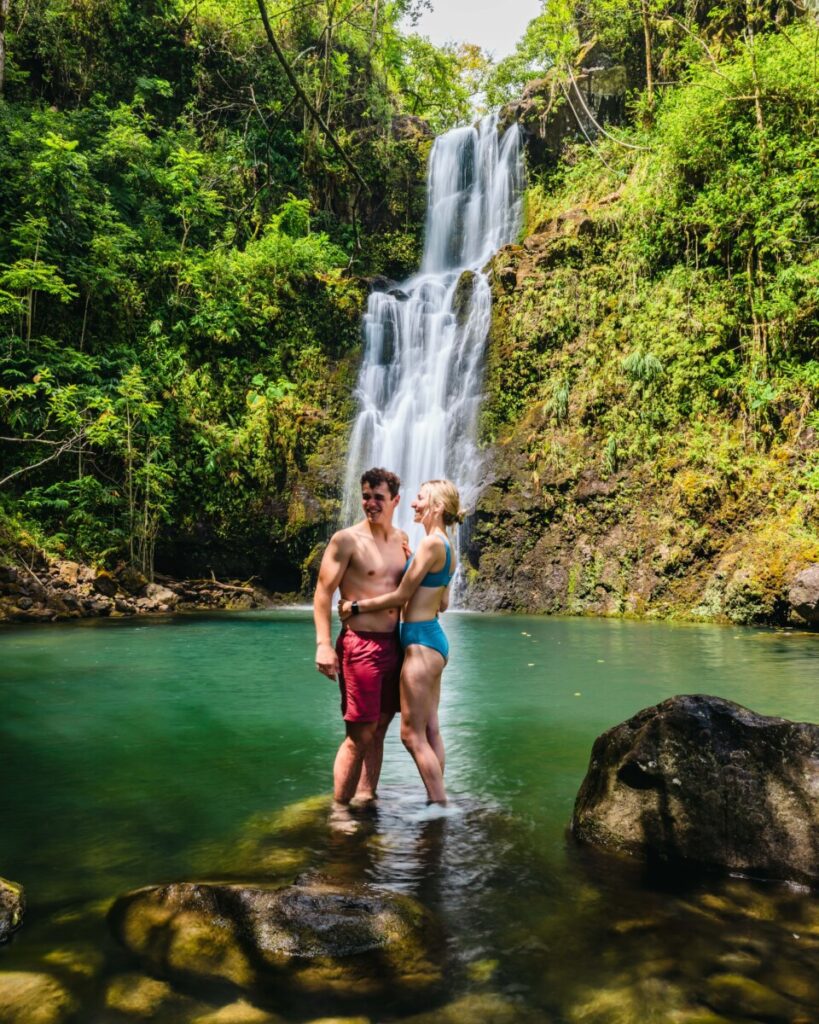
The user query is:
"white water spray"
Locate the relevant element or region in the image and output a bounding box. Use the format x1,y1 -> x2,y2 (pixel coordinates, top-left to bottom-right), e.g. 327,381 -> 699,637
342,114 -> 524,555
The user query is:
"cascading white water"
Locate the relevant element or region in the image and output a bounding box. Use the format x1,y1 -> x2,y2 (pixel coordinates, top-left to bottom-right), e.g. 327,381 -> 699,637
342,113 -> 524,556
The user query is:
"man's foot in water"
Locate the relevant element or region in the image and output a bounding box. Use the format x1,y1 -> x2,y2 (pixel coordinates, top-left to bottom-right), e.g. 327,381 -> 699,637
351,790 -> 379,811
328,800 -> 359,834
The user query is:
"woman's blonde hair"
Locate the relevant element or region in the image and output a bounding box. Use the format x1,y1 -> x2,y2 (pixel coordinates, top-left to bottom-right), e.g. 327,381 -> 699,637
421,479 -> 466,527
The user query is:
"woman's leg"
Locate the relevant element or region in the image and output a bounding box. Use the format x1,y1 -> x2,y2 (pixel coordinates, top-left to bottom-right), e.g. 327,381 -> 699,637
426,707 -> 445,774
400,645 -> 447,804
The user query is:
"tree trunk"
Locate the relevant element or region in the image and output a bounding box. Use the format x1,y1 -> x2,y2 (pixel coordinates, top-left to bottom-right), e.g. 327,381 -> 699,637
0,0 -> 10,97
640,0 -> 654,122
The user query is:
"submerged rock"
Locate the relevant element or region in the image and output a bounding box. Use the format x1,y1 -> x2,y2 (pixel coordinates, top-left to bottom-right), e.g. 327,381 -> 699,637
191,999 -> 283,1023
703,973 -> 800,1020
0,971 -> 78,1024
190,795 -> 328,880
401,992 -> 549,1024
105,972 -> 176,1016
0,877 -> 25,941
109,877 -> 445,1010
572,695 -> 819,884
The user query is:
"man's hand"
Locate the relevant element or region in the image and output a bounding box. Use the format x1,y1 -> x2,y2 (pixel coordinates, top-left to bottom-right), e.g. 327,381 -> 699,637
315,641 -> 338,680
338,599 -> 354,621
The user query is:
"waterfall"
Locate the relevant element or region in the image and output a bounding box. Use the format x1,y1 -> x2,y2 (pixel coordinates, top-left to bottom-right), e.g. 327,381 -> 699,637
342,113 -> 524,555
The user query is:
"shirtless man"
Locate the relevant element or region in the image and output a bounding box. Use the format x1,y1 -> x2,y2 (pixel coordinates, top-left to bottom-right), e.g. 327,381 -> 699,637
313,467 -> 409,806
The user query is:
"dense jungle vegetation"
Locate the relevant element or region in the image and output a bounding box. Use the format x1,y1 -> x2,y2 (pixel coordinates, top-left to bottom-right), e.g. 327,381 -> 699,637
0,0 -> 817,614
471,0 -> 819,621
0,0 -> 482,583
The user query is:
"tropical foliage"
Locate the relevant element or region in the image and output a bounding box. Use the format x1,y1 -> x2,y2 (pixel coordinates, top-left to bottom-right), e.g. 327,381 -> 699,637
0,0 -> 470,578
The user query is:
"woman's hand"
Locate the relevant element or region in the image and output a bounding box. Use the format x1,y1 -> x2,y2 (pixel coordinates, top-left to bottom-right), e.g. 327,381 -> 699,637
338,598 -> 354,621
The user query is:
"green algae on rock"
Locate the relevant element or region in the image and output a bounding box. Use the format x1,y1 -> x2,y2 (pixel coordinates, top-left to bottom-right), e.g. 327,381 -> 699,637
108,877 -> 446,1011
0,877 -> 24,943
189,795 -> 330,882
0,971 -> 78,1024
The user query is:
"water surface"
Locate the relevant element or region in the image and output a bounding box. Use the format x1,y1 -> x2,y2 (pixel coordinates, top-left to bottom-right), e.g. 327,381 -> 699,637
1,612 -> 817,1021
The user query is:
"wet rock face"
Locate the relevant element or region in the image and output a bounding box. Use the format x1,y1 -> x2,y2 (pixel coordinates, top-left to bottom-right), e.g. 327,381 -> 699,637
572,695 -> 819,885
0,877 -> 25,942
500,64 -> 627,168
109,878 -> 445,1010
789,563 -> 819,624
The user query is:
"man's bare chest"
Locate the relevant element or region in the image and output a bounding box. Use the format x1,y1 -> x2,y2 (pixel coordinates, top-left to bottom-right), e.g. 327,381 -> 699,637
348,538 -> 405,584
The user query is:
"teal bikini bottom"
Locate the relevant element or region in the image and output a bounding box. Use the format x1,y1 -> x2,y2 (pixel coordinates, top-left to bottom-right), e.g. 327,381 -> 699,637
399,619 -> 449,661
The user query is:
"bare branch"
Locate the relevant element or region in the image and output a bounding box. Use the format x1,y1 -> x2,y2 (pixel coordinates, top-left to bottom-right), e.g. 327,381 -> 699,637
256,0 -> 369,192
566,65 -> 653,152
0,430 -> 86,487
0,434 -> 70,444
558,79 -> 615,172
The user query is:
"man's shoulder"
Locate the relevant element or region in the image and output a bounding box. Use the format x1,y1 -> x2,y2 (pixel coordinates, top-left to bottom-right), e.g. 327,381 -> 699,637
329,525 -> 359,547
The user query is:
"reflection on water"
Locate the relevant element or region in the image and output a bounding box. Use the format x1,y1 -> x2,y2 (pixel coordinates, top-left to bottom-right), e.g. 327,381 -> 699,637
0,612 -> 817,1021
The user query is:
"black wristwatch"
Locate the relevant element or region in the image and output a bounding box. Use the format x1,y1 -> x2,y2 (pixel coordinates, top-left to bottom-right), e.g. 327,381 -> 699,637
351,601 -> 360,616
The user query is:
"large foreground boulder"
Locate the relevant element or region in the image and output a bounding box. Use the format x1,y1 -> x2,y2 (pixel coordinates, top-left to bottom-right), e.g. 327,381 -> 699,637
109,877 -> 445,1010
0,877 -> 24,942
572,695 -> 819,884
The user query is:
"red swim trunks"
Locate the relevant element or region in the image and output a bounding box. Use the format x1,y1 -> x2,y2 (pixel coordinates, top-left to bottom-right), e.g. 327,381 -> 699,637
336,627 -> 402,723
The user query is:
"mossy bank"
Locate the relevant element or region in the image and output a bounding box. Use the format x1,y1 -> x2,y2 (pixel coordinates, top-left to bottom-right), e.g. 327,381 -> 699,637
461,23 -> 818,626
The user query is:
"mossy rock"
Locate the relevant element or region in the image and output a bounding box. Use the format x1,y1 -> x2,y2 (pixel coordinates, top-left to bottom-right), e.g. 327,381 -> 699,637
0,972 -> 78,1024
109,877 -> 446,1012
452,271 -> 476,327
0,877 -> 25,942
190,796 -> 329,880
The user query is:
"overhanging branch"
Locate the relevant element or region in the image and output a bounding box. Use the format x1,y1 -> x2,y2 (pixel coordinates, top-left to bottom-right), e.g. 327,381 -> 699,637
255,0 -> 369,194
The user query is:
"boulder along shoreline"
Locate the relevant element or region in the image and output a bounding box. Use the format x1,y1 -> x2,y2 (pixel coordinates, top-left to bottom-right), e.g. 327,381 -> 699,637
0,554 -> 277,625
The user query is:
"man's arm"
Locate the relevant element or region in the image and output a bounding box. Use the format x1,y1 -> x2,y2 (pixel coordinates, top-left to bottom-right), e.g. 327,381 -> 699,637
313,531 -> 351,679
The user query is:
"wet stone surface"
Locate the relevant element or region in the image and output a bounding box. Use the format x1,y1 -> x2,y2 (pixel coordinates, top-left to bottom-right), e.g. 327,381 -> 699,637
108,874 -> 447,1012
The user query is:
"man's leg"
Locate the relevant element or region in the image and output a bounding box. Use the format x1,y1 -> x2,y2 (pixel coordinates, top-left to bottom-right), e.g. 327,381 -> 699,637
333,720 -> 377,804
355,711 -> 394,801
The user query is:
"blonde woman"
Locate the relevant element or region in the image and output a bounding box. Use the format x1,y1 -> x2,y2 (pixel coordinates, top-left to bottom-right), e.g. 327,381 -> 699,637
339,479 -> 464,805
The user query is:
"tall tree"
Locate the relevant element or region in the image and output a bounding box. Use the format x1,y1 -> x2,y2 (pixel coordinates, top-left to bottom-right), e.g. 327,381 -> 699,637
0,0 -> 10,96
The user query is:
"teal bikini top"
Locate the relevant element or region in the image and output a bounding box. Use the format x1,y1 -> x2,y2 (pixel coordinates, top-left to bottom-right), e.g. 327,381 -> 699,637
405,534 -> 454,588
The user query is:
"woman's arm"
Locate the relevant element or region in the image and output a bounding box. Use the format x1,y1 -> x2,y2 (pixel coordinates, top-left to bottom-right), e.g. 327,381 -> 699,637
339,535 -> 443,618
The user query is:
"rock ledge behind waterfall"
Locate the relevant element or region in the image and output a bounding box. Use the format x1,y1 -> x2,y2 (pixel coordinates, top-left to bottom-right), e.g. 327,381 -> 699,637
572,694 -> 819,885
